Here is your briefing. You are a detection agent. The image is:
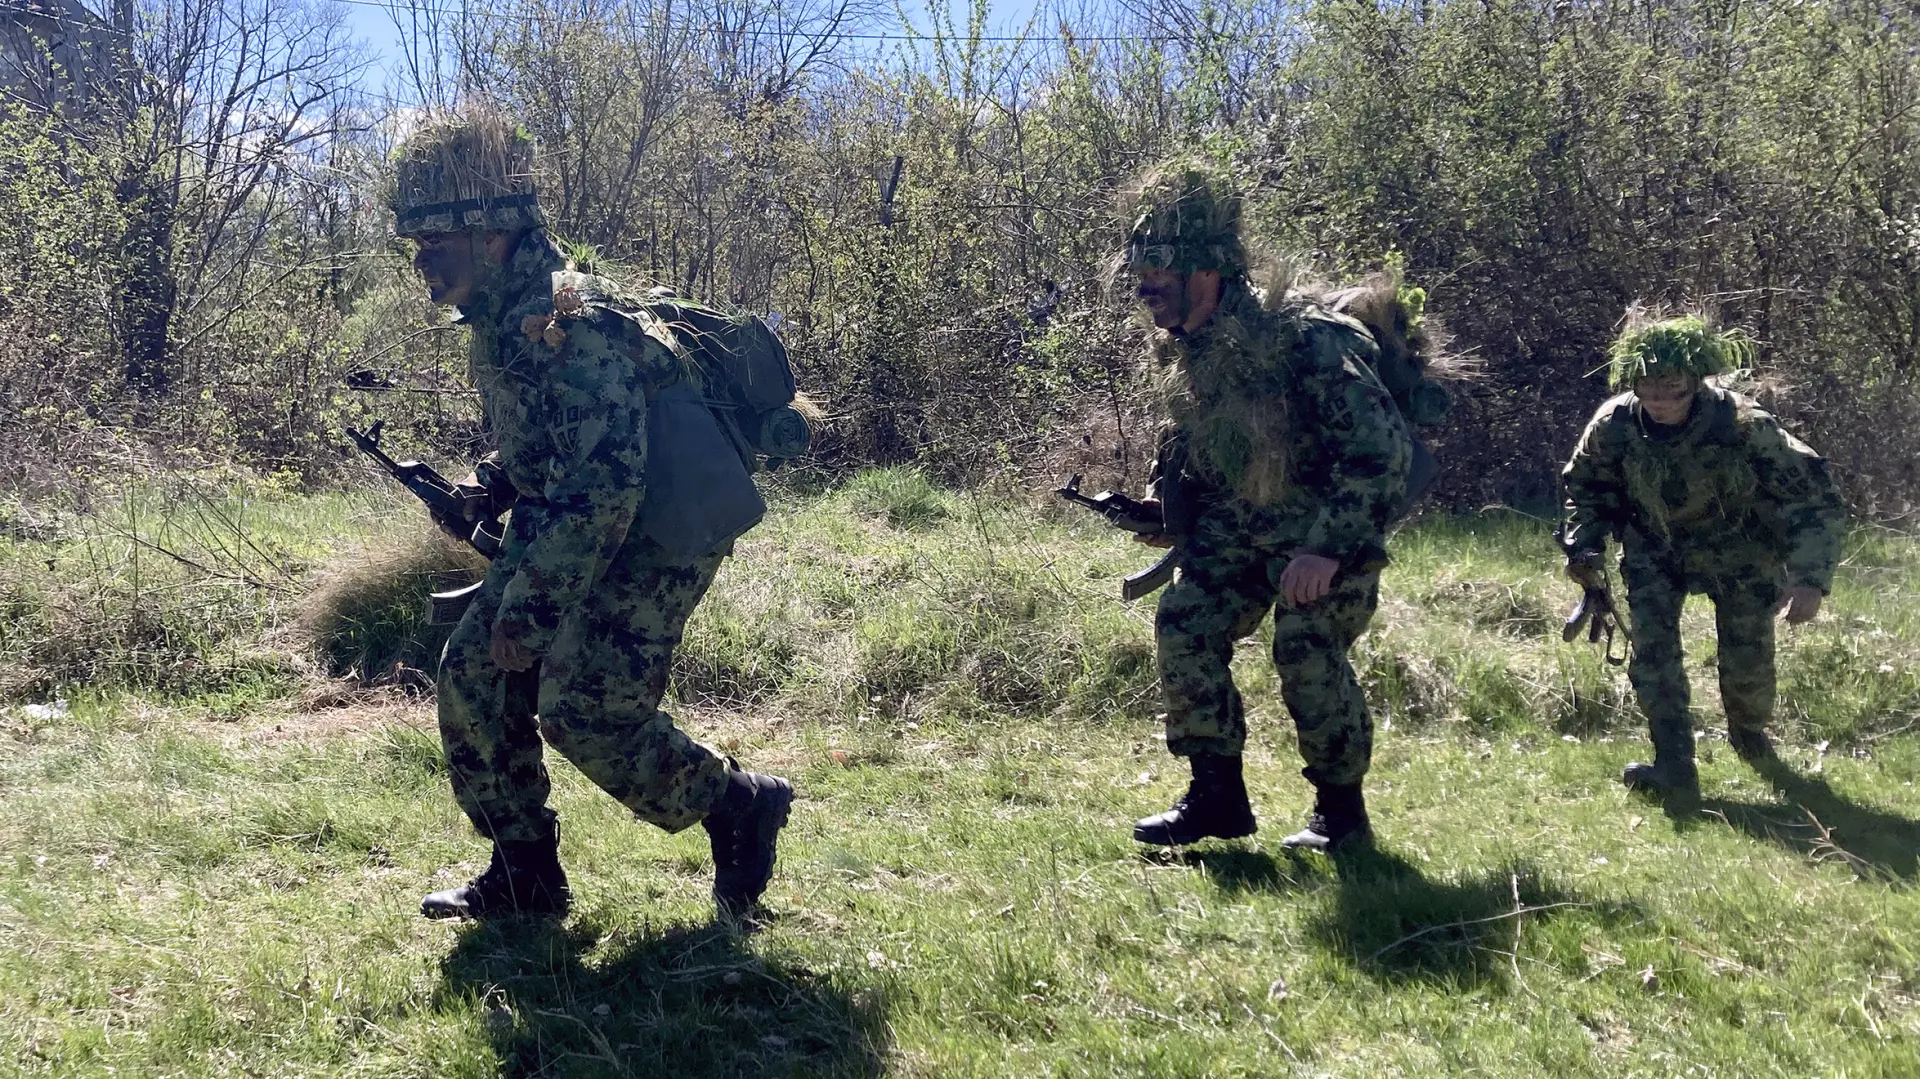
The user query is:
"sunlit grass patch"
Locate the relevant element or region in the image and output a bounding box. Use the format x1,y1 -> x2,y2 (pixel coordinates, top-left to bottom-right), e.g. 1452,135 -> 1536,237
0,476 -> 1917,1075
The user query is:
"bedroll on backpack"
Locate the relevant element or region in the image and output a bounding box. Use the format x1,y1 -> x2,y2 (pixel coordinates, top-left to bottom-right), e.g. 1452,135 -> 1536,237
640,293 -> 812,471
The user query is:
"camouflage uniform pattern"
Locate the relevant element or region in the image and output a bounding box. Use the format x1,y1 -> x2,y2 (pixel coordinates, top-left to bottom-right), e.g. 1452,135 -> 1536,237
436,232 -> 728,843
1561,386 -> 1846,754
1155,285 -> 1413,784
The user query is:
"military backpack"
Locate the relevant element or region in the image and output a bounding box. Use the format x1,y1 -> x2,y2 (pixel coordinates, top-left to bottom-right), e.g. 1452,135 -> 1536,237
1308,300 -> 1451,520
640,290 -> 813,472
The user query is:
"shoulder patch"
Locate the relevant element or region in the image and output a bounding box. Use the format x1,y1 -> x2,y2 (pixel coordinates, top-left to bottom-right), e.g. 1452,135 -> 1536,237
549,401 -> 589,458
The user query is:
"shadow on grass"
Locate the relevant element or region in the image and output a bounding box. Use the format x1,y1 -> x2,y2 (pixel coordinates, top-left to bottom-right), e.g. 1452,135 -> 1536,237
1161,844 -> 1322,894
1166,843 -> 1633,988
1687,754 -> 1920,881
1315,847 -> 1631,988
436,917 -> 890,1078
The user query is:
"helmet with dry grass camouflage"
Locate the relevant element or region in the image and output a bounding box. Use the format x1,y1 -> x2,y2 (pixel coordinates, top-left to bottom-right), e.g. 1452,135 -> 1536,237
390,108 -> 545,238
1119,158 -> 1248,276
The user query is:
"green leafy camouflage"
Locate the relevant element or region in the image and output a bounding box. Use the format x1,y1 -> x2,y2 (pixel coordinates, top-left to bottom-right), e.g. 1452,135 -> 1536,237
1606,313 -> 1756,390
1119,158 -> 1249,276
390,109 -> 545,237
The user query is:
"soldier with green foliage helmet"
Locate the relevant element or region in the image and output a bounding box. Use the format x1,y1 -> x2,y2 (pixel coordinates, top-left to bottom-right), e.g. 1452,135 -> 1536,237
1115,158 -> 1426,853
1560,307 -> 1847,794
387,105 -> 793,922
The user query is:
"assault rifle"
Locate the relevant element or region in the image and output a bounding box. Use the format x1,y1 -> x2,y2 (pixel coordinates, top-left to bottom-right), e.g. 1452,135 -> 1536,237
345,420 -> 505,623
1056,475 -> 1180,601
1562,570 -> 1628,666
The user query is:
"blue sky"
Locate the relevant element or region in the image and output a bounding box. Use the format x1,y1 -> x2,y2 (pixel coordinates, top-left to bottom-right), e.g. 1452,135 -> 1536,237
337,0 -> 1050,97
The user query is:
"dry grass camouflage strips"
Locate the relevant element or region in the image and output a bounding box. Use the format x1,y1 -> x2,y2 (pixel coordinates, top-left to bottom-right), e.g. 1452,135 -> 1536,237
388,108 -> 546,237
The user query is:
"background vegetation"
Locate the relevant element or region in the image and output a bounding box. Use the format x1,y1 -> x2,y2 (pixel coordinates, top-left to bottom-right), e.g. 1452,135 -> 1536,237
0,0 -> 1916,514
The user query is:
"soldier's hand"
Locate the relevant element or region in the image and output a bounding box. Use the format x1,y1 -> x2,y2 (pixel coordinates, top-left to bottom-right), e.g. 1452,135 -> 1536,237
431,510 -> 474,545
453,474 -> 489,521
1565,558 -> 1605,589
490,621 -> 537,672
1128,498 -> 1172,547
1777,586 -> 1823,626
1280,552 -> 1340,607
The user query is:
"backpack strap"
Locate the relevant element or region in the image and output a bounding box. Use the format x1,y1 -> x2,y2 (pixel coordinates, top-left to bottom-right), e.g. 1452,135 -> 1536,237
550,269 -> 695,395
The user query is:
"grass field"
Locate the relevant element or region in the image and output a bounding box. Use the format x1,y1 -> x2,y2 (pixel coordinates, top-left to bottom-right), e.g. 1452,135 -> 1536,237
2,471 -> 1918,1077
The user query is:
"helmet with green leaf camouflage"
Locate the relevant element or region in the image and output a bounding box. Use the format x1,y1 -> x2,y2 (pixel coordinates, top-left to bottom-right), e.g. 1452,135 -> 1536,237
390,108 -> 545,238
1607,310 -> 1755,390
1119,159 -> 1248,276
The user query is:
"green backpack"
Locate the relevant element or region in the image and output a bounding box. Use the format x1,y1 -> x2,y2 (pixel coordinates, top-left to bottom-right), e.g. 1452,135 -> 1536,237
640,289 -> 813,472
549,270 -> 813,472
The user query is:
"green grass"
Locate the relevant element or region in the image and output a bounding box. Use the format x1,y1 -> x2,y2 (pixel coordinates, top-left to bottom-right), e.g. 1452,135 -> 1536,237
1,477 -> 1918,1076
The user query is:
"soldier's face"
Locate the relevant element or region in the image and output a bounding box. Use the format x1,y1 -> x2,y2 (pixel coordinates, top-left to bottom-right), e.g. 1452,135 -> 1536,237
1635,374 -> 1699,425
1135,268 -> 1187,329
411,231 -> 480,306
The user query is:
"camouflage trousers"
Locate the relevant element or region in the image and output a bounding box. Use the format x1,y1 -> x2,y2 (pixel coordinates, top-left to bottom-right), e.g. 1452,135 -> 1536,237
1622,548 -> 1782,764
1157,546 -> 1382,786
436,539 -> 730,844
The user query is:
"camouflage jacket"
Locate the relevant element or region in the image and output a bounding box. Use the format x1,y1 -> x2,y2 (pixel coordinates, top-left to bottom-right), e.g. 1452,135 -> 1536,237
1149,286 -> 1413,565
1560,387 -> 1846,592
455,232 -> 688,651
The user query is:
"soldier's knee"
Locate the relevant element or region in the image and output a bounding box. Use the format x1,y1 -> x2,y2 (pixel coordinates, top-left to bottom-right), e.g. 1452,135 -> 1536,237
534,701 -> 596,755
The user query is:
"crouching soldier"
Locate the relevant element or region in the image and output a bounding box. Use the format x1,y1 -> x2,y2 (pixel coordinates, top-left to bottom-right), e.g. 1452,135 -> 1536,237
1118,160 -> 1414,851
1560,309 -> 1846,793
389,108 -> 793,920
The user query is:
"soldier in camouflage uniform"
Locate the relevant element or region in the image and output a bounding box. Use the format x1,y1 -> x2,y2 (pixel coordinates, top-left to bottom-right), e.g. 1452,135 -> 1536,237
389,109 -> 793,920
1119,161 -> 1414,851
1561,310 -> 1846,793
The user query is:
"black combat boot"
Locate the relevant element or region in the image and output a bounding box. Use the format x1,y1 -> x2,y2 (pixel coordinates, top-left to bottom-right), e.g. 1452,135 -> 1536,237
702,765 -> 795,917
1133,753 -> 1257,846
1621,758 -> 1700,792
1727,726 -> 1774,762
1623,718 -> 1699,794
421,825 -> 570,920
1279,782 -> 1371,851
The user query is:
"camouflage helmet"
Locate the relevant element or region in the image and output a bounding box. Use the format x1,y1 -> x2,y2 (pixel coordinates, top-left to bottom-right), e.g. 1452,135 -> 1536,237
1606,309 -> 1756,390
390,108 -> 545,238
1119,159 -> 1248,276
